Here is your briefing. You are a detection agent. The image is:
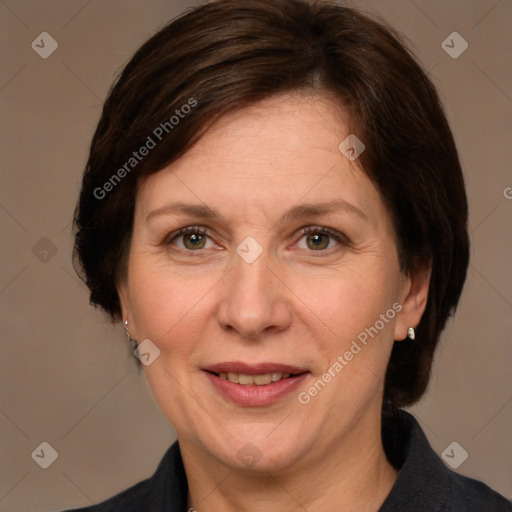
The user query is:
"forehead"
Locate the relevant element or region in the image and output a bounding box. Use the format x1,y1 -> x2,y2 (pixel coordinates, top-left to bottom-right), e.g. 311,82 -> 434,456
177,93 -> 353,178
136,93 -> 385,226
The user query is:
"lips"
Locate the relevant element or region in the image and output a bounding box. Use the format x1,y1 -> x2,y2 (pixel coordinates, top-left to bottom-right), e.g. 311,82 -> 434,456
203,362 -> 309,406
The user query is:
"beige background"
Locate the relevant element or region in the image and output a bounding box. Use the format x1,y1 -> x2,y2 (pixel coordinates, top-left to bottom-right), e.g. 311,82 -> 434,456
0,0 -> 511,510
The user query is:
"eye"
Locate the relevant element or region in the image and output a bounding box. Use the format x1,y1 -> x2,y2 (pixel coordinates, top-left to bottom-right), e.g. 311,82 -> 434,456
167,227 -> 216,251
165,225 -> 349,254
295,226 -> 349,253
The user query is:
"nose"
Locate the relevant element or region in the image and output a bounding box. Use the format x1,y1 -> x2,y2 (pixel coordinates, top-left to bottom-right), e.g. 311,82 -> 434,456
216,248 -> 292,340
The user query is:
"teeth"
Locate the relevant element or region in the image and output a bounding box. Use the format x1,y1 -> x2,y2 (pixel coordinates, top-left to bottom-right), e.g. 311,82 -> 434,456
253,374 -> 272,385
238,374 -> 254,385
227,372 -> 239,384
217,372 -> 292,385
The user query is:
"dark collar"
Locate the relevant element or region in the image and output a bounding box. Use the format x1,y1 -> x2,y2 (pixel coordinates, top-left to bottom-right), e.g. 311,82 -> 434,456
379,408 -> 510,511
91,409 -> 509,512
379,407 -> 454,510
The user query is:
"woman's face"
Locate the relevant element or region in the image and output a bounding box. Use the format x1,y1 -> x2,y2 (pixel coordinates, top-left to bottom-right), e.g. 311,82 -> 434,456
119,93 -> 418,473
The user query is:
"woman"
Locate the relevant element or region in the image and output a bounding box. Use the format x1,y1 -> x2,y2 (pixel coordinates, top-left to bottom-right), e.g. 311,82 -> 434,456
66,0 -> 511,510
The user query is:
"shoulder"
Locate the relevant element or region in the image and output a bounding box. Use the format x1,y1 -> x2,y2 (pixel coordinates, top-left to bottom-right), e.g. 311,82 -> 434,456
58,442 -> 188,512
447,471 -> 512,512
380,408 -> 511,511
62,479 -> 150,512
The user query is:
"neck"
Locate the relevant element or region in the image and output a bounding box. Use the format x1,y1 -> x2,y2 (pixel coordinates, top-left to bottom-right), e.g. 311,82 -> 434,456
181,407 -> 397,512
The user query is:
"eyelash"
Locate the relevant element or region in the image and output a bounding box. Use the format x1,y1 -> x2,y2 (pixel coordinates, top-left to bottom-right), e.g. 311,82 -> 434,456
296,226 -> 351,254
165,225 -> 350,255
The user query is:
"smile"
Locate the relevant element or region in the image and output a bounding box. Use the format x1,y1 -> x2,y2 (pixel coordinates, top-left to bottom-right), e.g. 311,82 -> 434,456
203,362 -> 309,406
215,371 -> 292,385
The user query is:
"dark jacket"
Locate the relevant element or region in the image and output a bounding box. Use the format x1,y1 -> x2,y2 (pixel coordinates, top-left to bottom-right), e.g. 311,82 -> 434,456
62,409 -> 511,511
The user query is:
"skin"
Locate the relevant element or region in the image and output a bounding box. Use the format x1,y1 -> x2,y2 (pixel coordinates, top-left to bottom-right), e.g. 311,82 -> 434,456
118,92 -> 431,512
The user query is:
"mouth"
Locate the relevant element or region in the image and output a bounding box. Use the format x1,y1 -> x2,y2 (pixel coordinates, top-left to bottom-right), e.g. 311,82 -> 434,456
208,371 -> 299,386
202,362 -> 309,406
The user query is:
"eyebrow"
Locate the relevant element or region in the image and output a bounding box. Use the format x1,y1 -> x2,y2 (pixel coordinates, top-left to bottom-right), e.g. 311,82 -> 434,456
146,199 -> 367,223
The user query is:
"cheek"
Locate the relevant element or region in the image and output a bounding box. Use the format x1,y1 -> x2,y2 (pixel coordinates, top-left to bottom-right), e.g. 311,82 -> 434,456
294,259 -> 400,346
290,259 -> 401,414
127,255 -> 219,355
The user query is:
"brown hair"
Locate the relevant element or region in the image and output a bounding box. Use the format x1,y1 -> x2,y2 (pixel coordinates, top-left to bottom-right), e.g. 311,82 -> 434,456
73,0 -> 469,407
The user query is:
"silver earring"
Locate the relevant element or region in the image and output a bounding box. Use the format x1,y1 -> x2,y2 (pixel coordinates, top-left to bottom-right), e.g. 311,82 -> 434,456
124,320 -> 138,346
407,327 -> 416,340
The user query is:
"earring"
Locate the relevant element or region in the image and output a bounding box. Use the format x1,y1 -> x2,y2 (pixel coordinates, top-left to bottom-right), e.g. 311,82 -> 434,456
407,327 -> 416,340
124,320 -> 138,346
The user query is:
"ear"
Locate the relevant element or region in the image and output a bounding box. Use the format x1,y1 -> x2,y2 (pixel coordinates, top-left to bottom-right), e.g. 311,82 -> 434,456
117,279 -> 133,329
394,262 -> 432,341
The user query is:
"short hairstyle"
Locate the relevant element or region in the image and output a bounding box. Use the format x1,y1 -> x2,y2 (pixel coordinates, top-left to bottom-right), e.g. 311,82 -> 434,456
73,0 -> 469,407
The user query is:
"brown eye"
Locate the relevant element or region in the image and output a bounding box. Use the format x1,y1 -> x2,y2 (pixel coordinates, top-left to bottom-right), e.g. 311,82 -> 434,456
296,226 -> 349,254
306,233 -> 330,250
167,227 -> 215,251
183,232 -> 207,250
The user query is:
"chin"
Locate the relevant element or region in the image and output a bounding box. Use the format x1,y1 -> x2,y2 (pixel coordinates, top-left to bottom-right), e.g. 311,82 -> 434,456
207,428 -> 310,473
